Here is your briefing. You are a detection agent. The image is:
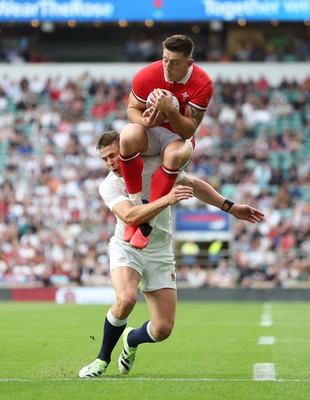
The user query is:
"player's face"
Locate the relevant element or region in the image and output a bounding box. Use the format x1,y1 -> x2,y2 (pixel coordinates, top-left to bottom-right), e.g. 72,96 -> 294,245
162,49 -> 193,83
99,142 -> 122,177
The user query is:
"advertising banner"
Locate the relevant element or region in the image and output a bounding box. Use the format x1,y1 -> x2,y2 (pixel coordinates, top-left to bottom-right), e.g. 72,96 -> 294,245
173,210 -> 232,242
0,0 -> 309,22
56,286 -> 116,305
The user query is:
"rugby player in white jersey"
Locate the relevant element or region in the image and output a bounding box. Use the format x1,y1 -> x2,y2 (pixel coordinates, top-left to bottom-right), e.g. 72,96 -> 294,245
79,131 -> 264,378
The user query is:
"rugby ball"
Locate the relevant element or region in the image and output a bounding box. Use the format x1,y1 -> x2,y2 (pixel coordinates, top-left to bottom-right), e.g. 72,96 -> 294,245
146,89 -> 180,111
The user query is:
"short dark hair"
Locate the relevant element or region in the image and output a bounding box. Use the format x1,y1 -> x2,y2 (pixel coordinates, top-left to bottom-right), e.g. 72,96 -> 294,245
96,131 -> 120,151
163,35 -> 194,58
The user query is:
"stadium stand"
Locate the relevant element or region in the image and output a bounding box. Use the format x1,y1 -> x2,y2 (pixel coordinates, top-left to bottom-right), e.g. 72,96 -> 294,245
0,22 -> 309,63
0,67 -> 309,289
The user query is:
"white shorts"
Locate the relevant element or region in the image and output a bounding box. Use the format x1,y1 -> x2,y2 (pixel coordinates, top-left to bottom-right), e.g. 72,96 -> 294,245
108,235 -> 177,292
128,124 -> 194,171
141,126 -> 194,171
142,126 -> 180,156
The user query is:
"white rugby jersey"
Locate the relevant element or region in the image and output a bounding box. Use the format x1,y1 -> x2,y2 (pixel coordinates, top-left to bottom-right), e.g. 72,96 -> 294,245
99,155 -> 181,245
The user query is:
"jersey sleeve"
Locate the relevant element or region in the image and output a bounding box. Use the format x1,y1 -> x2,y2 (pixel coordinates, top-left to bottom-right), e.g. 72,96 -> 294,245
188,79 -> 213,112
131,69 -> 149,104
99,176 -> 128,211
188,71 -> 213,111
131,61 -> 163,104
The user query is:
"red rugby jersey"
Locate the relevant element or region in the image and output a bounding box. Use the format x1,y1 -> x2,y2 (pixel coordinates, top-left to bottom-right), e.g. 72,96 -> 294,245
131,60 -> 213,133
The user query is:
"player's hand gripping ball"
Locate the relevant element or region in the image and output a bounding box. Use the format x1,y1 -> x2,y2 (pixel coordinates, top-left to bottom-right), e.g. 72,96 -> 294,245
146,89 -> 180,111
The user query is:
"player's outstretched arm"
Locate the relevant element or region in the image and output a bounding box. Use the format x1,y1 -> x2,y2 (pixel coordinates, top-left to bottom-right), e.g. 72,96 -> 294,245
179,173 -> 264,223
112,185 -> 193,226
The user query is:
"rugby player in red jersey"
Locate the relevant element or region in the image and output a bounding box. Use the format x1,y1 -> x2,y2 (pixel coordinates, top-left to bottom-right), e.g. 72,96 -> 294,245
119,34 -> 213,249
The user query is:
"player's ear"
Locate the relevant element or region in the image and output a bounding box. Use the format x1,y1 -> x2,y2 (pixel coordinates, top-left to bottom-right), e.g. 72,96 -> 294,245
187,59 -> 194,68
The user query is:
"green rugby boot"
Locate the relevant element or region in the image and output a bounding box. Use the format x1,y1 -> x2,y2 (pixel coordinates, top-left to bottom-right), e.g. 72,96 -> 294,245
79,358 -> 108,378
118,327 -> 137,374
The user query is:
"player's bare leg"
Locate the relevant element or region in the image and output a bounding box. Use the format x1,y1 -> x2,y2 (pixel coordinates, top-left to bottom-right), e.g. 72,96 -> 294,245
118,288 -> 176,374
79,267 -> 141,378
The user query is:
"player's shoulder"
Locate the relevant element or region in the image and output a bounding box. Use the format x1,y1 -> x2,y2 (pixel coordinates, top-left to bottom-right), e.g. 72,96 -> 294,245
136,60 -> 162,76
99,172 -> 119,198
132,61 -> 164,99
192,64 -> 212,83
100,171 -> 116,185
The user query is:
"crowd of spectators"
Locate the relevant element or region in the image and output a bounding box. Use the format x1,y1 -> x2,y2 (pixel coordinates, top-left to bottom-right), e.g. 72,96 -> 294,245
124,31 -> 310,63
0,70 -> 309,289
1,26 -> 310,63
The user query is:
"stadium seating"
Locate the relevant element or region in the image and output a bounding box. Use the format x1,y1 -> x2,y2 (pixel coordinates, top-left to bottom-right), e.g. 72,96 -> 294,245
0,72 -> 309,289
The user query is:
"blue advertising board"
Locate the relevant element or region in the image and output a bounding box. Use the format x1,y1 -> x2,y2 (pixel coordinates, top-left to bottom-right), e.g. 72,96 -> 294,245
0,0 -> 309,22
173,210 -> 232,242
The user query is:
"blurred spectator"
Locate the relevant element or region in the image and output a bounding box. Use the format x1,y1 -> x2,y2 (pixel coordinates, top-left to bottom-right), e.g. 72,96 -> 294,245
208,240 -> 223,265
209,259 -> 236,288
138,33 -> 158,62
187,264 -> 208,288
176,265 -> 190,288
125,34 -> 141,62
180,240 -> 200,266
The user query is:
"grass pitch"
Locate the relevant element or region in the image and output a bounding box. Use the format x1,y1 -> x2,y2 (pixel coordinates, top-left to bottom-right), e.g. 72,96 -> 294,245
0,301 -> 309,400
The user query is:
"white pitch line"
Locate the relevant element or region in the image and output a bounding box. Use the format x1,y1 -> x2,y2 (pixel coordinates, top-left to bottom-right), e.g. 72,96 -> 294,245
0,378 -> 246,382
1,377 -> 309,383
277,339 -> 310,343
260,318 -> 273,327
260,303 -> 273,327
253,363 -> 276,381
258,336 -> 275,345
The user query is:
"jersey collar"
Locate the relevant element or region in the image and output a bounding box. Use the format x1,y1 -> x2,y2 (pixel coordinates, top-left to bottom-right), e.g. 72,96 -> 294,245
164,65 -> 193,84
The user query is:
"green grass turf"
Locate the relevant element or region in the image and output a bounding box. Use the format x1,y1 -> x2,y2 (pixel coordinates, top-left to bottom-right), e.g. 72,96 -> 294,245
0,301 -> 309,400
